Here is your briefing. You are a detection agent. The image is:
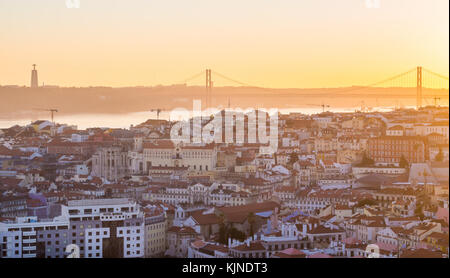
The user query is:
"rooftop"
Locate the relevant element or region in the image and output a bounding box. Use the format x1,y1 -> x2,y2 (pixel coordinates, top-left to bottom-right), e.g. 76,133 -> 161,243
68,198 -> 132,207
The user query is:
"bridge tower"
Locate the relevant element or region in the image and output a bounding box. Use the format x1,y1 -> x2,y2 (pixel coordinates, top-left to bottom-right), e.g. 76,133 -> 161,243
206,69 -> 212,108
416,66 -> 422,109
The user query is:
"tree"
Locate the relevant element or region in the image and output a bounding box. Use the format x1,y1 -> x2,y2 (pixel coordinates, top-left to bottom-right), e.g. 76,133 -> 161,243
435,148 -> 444,162
228,228 -> 246,242
289,152 -> 299,165
208,224 -> 212,239
218,226 -> 227,244
356,198 -> 377,208
415,204 -> 424,220
358,152 -> 374,166
218,213 -> 227,244
399,155 -> 409,169
247,212 -> 256,237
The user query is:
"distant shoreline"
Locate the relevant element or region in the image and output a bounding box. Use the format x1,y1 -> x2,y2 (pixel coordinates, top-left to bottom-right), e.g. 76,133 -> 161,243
1,86 -> 448,120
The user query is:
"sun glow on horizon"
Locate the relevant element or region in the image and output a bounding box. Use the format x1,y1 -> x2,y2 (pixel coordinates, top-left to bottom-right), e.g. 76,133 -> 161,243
0,0 -> 448,88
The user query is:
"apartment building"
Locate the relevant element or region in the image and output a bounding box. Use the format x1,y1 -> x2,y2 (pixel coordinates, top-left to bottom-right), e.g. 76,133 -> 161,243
0,195 -> 28,218
61,198 -> 144,258
148,182 -> 255,206
143,207 -> 167,258
0,216 -> 70,258
368,136 -> 428,164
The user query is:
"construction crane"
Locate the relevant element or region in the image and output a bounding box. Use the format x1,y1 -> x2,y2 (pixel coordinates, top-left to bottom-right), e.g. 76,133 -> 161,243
34,108 -> 58,123
150,108 -> 164,119
307,103 -> 330,113
433,96 -> 441,107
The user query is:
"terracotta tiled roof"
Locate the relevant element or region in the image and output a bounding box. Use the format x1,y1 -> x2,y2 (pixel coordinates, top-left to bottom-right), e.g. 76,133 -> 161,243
308,225 -> 345,234
232,241 -> 265,252
218,201 -> 280,223
273,248 -> 306,258
143,140 -> 175,149
308,253 -> 333,258
191,211 -> 221,225
203,244 -> 229,253
168,226 -> 197,235
401,248 -> 445,258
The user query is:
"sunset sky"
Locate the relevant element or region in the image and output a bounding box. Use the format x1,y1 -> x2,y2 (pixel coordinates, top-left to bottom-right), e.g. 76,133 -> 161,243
0,0 -> 448,88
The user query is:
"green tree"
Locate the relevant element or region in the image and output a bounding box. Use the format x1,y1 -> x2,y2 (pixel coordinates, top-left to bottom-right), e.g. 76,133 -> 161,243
289,152 -> 299,165
208,224 -> 212,239
359,152 -> 374,166
415,204 -> 424,220
435,148 -> 444,162
399,155 -> 409,169
356,198 -> 377,208
228,228 -> 246,242
218,213 -> 227,244
247,212 -> 256,237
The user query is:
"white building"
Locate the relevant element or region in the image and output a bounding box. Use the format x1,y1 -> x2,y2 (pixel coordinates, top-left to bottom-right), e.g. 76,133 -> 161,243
61,198 -> 145,258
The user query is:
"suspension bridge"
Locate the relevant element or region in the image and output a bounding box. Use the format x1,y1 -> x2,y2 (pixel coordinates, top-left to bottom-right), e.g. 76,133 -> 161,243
177,66 -> 449,110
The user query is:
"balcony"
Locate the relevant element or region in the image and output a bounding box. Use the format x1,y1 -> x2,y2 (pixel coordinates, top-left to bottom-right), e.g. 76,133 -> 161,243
23,239 -> 36,244
23,231 -> 36,237
23,246 -> 37,251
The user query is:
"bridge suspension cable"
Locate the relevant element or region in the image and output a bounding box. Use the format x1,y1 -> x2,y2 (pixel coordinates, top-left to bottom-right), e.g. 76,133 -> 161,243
422,68 -> 449,89
177,70 -> 206,84
332,67 -> 417,95
176,67 -> 449,109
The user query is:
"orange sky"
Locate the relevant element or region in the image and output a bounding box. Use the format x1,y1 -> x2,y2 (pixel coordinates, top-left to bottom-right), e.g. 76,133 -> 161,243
0,0 -> 448,88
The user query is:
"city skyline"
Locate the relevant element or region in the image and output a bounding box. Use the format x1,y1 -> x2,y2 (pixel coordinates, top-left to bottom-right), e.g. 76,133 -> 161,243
0,0 -> 448,263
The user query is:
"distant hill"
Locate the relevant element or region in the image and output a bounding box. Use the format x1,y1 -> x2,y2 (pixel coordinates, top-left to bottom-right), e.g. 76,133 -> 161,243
0,85 -> 448,119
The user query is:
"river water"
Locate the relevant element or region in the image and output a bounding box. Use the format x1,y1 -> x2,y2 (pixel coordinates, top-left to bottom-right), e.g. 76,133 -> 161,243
0,106 -> 401,130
